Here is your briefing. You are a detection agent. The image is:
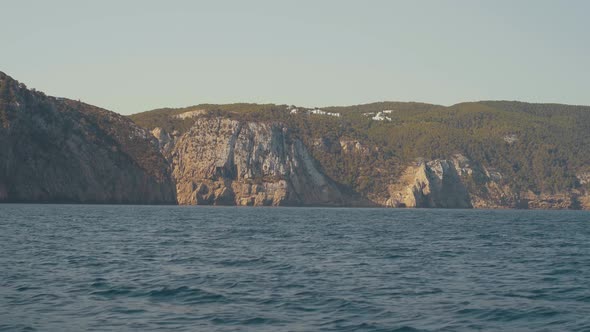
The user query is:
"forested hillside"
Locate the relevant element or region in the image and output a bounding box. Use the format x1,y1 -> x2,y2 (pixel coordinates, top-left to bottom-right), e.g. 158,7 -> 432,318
131,100 -> 590,204
0,72 -> 177,204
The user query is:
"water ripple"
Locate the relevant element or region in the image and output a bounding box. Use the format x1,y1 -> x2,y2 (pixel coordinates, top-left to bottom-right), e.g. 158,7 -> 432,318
1,205 -> 590,331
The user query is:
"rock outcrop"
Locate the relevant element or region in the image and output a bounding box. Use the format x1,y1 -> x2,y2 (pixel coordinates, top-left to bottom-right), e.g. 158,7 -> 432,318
386,157 -> 472,208
0,72 -> 176,204
152,118 -> 361,206
151,113 -> 588,209
384,154 -> 588,209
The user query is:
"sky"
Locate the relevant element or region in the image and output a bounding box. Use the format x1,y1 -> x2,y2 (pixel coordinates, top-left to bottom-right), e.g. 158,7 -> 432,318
2,0 -> 589,114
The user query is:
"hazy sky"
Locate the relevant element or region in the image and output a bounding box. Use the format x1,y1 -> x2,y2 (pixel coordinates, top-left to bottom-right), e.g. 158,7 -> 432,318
2,0 -> 589,114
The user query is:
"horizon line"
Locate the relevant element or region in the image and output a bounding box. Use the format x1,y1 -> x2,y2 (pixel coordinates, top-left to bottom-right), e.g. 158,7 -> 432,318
3,70 -> 590,116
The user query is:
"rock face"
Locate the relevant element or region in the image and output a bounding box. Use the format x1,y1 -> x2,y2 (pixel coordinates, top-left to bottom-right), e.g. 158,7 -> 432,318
149,113 -> 588,209
152,118 -> 360,206
384,154 -> 588,209
386,157 -> 472,208
3,71 -> 587,209
0,72 -> 176,204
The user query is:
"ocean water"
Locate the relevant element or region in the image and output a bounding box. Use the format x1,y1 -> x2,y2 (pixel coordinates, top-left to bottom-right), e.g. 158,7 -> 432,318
1,205 -> 589,332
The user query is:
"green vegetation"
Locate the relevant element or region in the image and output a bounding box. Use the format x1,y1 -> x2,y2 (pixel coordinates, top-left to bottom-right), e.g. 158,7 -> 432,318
0,75 -> 11,127
130,103 -> 287,134
130,100 -> 590,197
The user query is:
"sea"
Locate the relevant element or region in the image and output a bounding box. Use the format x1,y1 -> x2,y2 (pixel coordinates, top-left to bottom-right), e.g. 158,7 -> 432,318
1,205 -> 589,331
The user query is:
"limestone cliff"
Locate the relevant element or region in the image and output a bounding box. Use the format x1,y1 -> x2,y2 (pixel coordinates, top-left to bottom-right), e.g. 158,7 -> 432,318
4,72 -> 588,209
152,118 -> 361,206
130,103 -> 590,211
385,154 -> 588,209
0,72 -> 176,204
385,158 -> 472,208
149,111 -> 588,209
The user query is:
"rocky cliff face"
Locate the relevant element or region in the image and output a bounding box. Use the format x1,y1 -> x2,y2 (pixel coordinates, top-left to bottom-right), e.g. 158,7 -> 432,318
3,72 -> 587,209
384,154 -> 588,209
0,72 -> 176,204
152,118 -> 362,206
385,157 -> 472,208
146,112 -> 588,209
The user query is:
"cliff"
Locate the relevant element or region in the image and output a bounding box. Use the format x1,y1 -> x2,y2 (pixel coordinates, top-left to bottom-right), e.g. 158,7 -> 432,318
385,154 -> 588,209
151,118 -> 364,206
4,70 -> 587,209
385,157 -> 472,208
131,102 -> 590,210
0,72 -> 176,204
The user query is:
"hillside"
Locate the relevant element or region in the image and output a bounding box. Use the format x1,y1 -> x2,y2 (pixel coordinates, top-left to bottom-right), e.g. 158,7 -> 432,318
2,69 -> 587,208
0,72 -> 176,204
131,101 -> 590,209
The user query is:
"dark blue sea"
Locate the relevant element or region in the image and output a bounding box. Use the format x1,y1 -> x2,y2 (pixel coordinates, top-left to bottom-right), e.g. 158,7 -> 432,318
1,205 -> 590,331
